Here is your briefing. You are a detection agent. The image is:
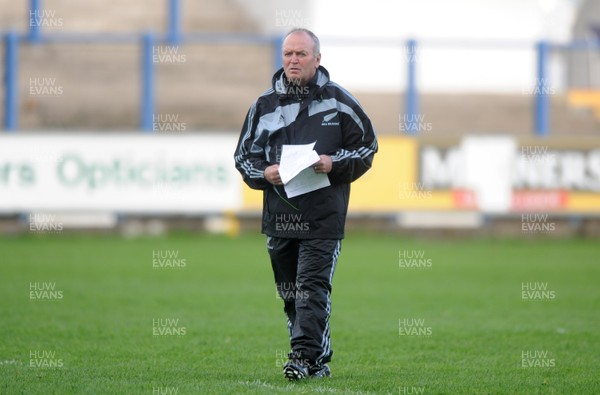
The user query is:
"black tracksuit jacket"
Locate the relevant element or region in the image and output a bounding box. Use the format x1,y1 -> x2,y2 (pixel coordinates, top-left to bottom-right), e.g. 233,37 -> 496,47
234,66 -> 378,239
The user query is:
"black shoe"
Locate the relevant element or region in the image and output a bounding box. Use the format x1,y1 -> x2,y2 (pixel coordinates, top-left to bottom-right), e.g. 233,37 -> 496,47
309,364 -> 331,379
283,360 -> 309,381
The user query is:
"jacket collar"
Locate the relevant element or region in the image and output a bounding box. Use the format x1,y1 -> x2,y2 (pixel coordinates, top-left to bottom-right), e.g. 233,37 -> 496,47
272,66 -> 330,100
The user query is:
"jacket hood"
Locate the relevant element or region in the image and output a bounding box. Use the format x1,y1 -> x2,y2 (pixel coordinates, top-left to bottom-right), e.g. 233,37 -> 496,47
272,66 -> 330,97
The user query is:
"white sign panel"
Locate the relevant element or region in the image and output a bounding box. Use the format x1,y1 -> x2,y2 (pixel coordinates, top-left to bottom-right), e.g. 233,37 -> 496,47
462,136 -> 516,213
0,134 -> 241,213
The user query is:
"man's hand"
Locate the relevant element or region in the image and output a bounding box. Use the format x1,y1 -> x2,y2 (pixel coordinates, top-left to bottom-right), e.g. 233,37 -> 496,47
313,155 -> 332,174
264,164 -> 283,185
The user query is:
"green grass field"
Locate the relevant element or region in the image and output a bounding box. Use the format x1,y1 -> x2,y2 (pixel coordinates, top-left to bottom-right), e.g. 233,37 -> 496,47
1,232 -> 599,394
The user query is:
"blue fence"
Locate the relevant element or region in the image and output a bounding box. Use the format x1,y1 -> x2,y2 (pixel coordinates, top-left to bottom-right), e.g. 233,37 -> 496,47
1,0 -> 589,135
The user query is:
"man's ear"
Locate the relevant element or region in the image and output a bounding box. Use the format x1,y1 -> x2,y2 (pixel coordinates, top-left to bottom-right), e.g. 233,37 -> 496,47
315,53 -> 321,67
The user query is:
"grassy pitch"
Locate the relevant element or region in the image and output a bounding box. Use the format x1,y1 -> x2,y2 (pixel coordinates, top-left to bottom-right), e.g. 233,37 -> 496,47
1,232 -> 598,394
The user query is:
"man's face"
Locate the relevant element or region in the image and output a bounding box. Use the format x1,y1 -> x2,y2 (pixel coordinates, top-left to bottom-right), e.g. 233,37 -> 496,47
282,32 -> 321,86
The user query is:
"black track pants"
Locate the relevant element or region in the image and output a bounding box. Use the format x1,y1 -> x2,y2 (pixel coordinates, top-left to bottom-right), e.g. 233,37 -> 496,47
267,236 -> 341,366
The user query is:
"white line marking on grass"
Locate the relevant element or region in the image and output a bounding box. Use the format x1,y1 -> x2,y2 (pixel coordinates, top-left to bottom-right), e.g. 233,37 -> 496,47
238,379 -> 299,392
0,360 -> 21,365
238,379 -> 376,394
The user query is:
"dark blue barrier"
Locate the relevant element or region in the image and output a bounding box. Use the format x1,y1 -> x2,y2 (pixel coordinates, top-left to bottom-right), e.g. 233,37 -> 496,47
141,33 -> 156,133
4,31 -> 19,131
535,41 -> 550,137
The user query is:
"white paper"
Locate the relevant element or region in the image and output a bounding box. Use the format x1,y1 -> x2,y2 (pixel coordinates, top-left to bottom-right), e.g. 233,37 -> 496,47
278,142 -> 331,197
278,142 -> 320,184
284,167 -> 331,198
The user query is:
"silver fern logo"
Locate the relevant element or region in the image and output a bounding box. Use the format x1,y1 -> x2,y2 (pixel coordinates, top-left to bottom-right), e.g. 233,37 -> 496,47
321,112 -> 340,126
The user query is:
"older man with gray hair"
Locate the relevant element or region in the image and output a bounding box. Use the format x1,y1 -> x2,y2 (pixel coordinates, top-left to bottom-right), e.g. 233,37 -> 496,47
234,28 -> 377,381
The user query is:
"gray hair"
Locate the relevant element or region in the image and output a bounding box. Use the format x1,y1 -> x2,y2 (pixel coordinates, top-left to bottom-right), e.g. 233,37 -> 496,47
284,28 -> 320,58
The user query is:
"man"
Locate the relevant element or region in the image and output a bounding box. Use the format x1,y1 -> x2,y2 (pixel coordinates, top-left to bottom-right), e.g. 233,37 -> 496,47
234,28 -> 377,381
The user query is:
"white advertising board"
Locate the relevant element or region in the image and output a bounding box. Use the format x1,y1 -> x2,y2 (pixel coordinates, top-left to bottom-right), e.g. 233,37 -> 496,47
0,134 -> 241,213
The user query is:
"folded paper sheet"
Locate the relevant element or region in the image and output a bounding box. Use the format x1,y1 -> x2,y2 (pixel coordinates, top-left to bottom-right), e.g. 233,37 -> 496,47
278,142 -> 330,198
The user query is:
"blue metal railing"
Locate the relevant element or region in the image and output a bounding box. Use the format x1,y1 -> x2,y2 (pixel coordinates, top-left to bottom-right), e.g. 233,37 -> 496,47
4,31 -> 19,131
535,41 -> 550,137
0,30 -> 555,134
140,33 -> 156,133
28,0 -> 42,44
405,39 -> 419,135
273,34 -> 284,71
167,0 -> 181,45
2,31 -> 280,132
3,0 -> 596,134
